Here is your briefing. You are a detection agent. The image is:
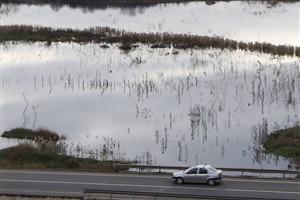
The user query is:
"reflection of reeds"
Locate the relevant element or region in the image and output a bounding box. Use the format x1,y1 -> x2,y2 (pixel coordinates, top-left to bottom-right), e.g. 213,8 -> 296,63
2,0 -> 299,12
119,43 -> 132,51
1,25 -> 299,57
250,118 -> 269,164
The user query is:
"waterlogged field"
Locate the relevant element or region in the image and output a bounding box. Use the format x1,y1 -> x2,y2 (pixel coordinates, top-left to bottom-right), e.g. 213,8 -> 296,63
1,42 -> 299,168
1,1 -> 299,45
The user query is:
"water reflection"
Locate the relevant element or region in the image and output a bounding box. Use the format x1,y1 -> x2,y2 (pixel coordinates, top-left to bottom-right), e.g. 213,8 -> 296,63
1,0 -> 164,12
1,1 -> 299,45
1,0 -> 295,13
119,7 -> 146,16
0,3 -> 19,15
1,42 -> 299,169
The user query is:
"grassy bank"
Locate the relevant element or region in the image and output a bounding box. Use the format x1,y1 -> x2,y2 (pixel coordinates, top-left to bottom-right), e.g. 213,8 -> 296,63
1,128 -> 63,142
1,128 -> 130,172
0,144 -> 128,172
263,127 -> 300,166
0,25 -> 299,57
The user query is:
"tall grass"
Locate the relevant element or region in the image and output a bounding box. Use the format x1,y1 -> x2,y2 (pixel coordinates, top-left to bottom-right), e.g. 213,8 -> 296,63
0,25 -> 298,57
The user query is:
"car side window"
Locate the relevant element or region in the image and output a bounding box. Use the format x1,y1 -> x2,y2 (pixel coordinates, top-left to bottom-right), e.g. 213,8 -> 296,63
198,168 -> 208,174
186,168 -> 198,174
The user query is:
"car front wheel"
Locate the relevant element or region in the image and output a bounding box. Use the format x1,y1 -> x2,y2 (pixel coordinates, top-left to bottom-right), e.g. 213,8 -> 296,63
207,179 -> 215,186
176,177 -> 184,184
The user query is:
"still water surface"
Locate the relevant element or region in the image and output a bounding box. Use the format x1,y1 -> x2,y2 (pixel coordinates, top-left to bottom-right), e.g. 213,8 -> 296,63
1,42 -> 299,168
1,1 -> 299,45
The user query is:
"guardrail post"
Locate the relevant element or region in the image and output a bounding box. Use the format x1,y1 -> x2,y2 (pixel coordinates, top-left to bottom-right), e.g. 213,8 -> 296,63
283,173 -> 286,179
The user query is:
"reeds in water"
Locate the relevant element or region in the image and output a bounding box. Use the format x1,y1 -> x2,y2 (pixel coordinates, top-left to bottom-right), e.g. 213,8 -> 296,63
0,25 -> 298,57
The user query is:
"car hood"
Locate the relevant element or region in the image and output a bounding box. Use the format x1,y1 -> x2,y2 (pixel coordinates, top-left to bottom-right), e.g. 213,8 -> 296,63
173,170 -> 184,176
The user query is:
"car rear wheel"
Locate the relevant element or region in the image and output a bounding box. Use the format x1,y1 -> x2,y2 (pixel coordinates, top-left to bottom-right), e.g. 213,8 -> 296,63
207,179 -> 215,186
176,177 -> 184,184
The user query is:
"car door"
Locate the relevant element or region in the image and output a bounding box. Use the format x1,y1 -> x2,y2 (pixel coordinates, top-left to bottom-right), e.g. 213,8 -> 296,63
195,168 -> 208,183
184,167 -> 198,183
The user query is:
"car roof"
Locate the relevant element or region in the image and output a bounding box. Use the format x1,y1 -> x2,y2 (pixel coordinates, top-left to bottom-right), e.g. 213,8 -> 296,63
193,164 -> 211,168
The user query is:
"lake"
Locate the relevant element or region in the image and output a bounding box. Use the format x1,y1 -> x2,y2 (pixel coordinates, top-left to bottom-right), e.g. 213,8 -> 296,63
1,41 -> 299,168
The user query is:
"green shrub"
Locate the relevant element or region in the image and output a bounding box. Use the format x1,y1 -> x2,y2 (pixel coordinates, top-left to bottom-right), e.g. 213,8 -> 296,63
1,127 -> 61,142
263,127 -> 300,165
63,158 -> 80,169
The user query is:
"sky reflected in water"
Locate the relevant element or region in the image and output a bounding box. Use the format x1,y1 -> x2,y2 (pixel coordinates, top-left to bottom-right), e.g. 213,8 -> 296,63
1,42 -> 299,168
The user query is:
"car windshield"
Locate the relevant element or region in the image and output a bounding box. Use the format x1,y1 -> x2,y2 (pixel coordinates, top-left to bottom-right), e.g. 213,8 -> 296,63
208,166 -> 217,172
184,167 -> 193,173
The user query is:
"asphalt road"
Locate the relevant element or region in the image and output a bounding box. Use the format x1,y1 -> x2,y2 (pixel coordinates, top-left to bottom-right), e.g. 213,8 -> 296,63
0,170 -> 299,199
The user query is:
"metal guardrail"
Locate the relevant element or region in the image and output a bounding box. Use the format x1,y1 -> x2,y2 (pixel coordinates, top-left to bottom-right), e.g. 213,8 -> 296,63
0,192 -> 83,199
113,164 -> 300,178
84,188 -> 273,200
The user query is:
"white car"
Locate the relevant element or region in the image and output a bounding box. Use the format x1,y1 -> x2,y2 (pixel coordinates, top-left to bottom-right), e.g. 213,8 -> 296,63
172,164 -> 223,186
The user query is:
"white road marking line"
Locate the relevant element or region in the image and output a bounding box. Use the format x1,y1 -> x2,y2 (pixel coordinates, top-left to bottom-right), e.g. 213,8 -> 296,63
225,178 -> 300,185
0,178 -> 219,191
225,188 -> 300,195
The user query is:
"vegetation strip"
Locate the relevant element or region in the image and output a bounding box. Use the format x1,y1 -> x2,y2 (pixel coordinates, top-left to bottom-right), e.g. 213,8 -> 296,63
0,144 -> 129,172
0,128 -> 131,172
263,127 -> 300,166
1,25 -> 299,57
1,128 -> 62,142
